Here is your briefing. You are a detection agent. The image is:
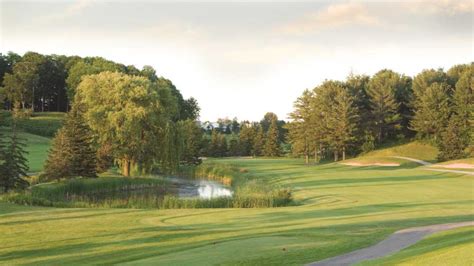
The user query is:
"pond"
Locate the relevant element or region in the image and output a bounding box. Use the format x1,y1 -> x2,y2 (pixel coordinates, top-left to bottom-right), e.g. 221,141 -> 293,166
166,177 -> 233,199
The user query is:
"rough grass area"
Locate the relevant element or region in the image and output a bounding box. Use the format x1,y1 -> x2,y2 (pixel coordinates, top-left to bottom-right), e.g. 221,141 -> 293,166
361,141 -> 439,162
1,158 -> 472,265
359,226 -> 474,265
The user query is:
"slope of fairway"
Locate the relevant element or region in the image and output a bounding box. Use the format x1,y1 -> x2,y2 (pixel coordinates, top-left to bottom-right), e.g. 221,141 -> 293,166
0,128 -> 51,172
359,141 -> 439,162
358,226 -> 474,265
1,158 -> 472,265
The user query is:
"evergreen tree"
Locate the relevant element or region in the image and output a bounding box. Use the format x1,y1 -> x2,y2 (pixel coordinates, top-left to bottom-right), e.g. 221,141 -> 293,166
316,81 -> 357,161
367,70 -> 402,142
209,130 -> 227,157
252,125 -> 265,157
451,71 -> 473,153
0,123 -> 29,192
41,128 -> 72,181
238,122 -> 255,156
228,137 -> 240,156
42,107 -> 97,181
437,119 -> 465,161
264,118 -> 280,157
287,90 -> 314,163
329,85 -> 358,161
410,83 -> 451,142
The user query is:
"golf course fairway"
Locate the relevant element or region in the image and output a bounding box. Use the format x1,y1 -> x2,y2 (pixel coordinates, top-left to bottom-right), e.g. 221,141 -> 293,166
1,158 -> 472,265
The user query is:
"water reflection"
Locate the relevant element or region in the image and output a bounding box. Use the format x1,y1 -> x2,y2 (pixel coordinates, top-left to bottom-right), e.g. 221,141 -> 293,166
168,178 -> 233,199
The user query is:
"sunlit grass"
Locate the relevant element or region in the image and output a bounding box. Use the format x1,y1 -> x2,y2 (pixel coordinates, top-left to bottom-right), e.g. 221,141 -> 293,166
1,157 -> 472,265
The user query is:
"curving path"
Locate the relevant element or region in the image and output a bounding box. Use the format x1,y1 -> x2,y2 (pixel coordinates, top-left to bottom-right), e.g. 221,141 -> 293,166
308,221 -> 474,266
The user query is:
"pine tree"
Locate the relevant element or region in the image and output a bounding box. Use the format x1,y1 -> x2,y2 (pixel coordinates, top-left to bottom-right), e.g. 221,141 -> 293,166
451,71 -> 473,153
316,81 -> 357,161
367,70 -> 401,142
287,90 -> 314,163
238,123 -> 255,156
330,86 -> 358,161
0,122 -> 29,192
264,118 -> 280,157
42,107 -> 97,181
410,83 -> 451,142
437,118 -> 465,161
41,128 -> 72,181
252,124 -> 264,157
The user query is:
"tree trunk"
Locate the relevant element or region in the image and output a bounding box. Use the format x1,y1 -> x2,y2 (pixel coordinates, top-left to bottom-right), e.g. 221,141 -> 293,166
32,87 -> 35,112
334,151 -> 338,162
122,159 -> 131,177
314,148 -> 318,163
342,146 -> 346,161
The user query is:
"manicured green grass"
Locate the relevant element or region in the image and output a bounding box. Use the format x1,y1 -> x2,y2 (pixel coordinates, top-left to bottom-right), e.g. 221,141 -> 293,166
1,157 -> 472,265
1,111 -> 65,137
0,128 -> 51,173
359,226 -> 474,265
17,112 -> 65,137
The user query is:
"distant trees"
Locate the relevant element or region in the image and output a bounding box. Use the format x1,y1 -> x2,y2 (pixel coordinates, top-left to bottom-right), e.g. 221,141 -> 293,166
200,113 -> 287,158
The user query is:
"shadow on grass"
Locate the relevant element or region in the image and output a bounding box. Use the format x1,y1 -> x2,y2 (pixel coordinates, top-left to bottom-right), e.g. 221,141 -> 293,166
289,172 -> 451,189
4,213 -> 472,265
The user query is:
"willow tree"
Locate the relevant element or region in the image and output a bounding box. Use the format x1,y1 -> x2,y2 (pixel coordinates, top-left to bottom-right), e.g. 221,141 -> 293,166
75,71 -> 177,176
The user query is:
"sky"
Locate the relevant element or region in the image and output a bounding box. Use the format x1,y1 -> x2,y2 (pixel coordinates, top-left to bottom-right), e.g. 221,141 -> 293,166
1,0 -> 472,122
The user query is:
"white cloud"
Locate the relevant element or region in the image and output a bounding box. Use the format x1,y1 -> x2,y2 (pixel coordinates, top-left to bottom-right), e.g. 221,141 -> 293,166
279,2 -> 381,35
402,0 -> 473,16
37,0 -> 95,23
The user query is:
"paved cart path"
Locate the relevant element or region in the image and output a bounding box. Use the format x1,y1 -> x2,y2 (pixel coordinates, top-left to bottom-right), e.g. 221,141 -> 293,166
307,221 -> 474,266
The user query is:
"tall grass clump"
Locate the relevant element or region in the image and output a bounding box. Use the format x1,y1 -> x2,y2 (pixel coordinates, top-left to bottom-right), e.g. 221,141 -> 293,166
232,180 -> 293,208
178,163 -> 239,186
30,177 -> 169,201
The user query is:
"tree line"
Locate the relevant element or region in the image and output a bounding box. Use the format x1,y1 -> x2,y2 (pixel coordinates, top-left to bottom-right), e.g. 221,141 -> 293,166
200,112 -> 287,158
287,64 -> 473,163
0,51 -> 198,117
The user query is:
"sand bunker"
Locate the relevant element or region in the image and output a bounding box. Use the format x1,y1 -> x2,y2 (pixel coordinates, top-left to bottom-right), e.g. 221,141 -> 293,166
431,163 -> 474,169
341,162 -> 400,167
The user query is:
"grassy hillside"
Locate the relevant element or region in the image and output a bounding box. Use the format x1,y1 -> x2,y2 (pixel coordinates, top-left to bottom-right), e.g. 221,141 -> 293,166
343,141 -> 439,167
361,141 -> 439,161
0,158 -> 472,265
18,112 -> 65,137
0,128 -> 51,173
1,111 -> 65,137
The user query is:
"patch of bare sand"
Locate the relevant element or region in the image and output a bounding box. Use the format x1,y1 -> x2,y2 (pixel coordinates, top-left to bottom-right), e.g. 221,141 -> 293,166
431,163 -> 474,169
341,162 -> 400,167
